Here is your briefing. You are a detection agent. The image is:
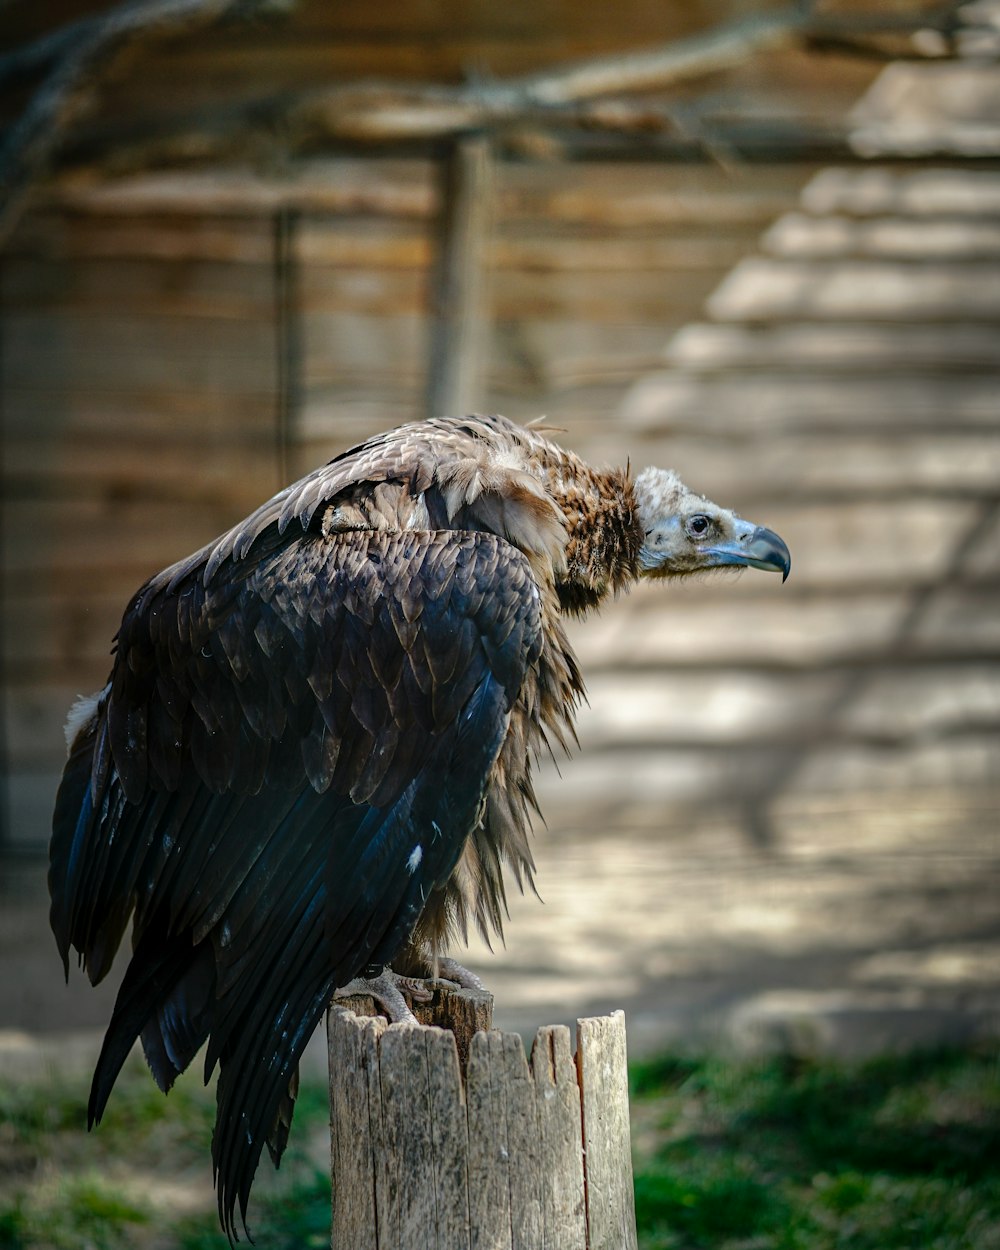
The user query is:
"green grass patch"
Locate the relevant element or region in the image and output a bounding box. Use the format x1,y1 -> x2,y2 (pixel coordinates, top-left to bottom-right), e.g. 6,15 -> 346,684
0,1054 -> 329,1249
173,1170 -> 331,1250
0,1173 -> 152,1250
631,1046 -> 1000,1250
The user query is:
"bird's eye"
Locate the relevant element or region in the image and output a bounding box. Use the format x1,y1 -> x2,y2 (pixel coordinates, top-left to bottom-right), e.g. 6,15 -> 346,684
687,514 -> 711,537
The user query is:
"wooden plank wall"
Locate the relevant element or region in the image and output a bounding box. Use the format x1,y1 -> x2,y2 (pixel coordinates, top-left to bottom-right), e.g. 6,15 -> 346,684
1,156 -> 817,851
2,205 -> 282,849
557,99 -> 1000,841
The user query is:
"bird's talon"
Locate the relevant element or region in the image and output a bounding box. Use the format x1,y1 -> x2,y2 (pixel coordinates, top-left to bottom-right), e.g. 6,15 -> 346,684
393,974 -> 435,1003
334,969 -> 421,1024
436,957 -> 487,991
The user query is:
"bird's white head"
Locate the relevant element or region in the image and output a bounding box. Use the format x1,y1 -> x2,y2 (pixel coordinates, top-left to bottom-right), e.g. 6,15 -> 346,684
633,466 -> 790,581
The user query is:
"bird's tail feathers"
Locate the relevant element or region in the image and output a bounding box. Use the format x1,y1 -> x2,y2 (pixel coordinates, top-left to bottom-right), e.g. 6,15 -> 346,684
89,918 -> 209,1127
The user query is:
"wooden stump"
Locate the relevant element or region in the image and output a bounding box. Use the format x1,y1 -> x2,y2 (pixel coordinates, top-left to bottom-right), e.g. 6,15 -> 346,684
328,986 -> 638,1250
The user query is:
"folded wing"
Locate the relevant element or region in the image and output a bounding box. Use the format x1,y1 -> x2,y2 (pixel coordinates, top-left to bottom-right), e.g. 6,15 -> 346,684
50,522 -> 543,1238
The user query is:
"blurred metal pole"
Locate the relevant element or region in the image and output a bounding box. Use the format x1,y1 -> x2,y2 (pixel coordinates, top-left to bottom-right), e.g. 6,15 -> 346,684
426,134 -> 495,420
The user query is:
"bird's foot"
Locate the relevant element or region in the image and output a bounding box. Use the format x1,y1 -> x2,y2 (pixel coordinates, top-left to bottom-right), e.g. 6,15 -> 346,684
435,956 -> 486,991
333,967 -> 432,1025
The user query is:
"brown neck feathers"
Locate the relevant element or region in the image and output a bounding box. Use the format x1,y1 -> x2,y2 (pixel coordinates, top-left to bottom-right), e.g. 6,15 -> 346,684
551,465 -> 644,616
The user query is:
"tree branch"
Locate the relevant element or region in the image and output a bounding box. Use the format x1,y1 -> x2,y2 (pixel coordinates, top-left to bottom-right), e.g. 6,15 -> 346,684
2,0 -> 977,229
291,9 -> 809,144
0,0 -> 291,246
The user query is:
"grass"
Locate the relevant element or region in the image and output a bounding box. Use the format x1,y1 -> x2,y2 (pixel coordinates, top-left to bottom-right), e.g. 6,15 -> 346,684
1,1046 -> 998,1248
630,1047 -> 1000,1250
0,1055 -> 330,1250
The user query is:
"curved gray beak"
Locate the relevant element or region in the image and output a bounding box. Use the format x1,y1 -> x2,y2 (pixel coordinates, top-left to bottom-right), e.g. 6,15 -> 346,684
742,526 -> 791,581
707,523 -> 791,581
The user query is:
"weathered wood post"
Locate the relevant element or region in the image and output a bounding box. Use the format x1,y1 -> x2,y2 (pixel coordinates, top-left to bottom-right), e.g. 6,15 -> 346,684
328,985 -> 638,1250
425,133 -> 495,420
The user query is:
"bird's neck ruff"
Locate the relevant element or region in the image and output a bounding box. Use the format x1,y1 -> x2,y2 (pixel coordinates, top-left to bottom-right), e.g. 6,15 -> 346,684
427,416 -> 646,616
537,458 -> 644,616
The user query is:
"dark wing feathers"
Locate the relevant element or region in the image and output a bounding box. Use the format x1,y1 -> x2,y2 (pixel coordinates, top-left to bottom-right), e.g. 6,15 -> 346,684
50,515 -> 543,1240
207,664 -> 512,1234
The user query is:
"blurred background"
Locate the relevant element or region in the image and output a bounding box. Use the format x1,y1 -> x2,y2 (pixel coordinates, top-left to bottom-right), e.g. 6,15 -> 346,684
2,0 -> 999,1075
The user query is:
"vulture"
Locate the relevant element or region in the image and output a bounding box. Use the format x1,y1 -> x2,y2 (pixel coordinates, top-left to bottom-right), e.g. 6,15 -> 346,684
49,413 -> 790,1238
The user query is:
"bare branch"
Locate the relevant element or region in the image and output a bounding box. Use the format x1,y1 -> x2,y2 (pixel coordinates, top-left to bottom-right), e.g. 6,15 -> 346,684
0,16 -> 98,91
505,10 -> 807,106
291,10 -> 809,144
0,0 -> 291,246
4,0 -> 980,214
